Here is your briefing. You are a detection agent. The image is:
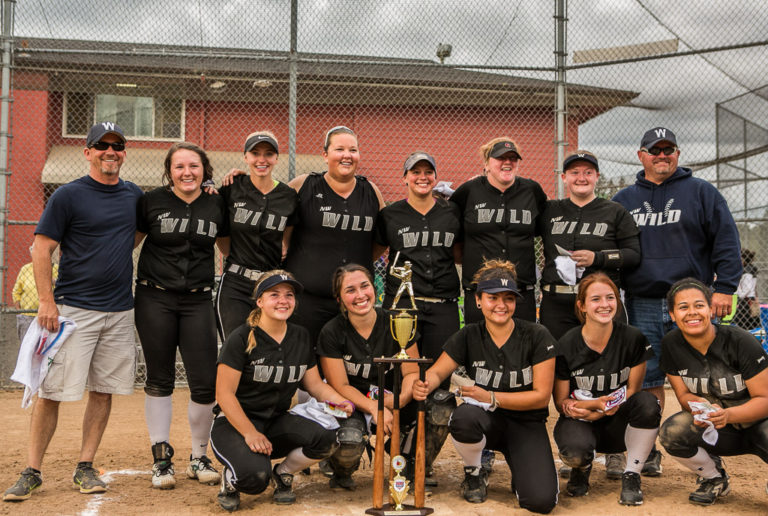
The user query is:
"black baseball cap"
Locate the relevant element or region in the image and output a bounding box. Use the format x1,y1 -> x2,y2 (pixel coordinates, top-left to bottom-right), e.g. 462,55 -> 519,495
86,122 -> 126,147
476,278 -> 523,298
244,134 -> 279,154
640,127 -> 677,149
563,149 -> 599,172
489,140 -> 522,160
403,151 -> 436,175
254,273 -> 303,299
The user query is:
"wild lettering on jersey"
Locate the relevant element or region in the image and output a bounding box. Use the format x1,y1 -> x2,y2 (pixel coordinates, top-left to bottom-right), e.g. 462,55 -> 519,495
474,365 -> 533,389
232,207 -> 287,231
159,215 -> 217,237
251,364 -> 307,384
549,216 -> 608,237
475,208 -> 532,225
629,199 -> 681,227
676,371 -> 747,396
571,366 -> 630,392
321,211 -> 374,232
399,230 -> 455,248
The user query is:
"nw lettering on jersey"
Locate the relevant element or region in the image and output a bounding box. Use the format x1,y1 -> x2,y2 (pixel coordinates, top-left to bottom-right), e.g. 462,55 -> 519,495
551,220 -> 608,237
477,209 -> 532,225
401,231 -> 455,248
252,364 -> 307,383
233,208 -> 287,231
322,212 -> 374,232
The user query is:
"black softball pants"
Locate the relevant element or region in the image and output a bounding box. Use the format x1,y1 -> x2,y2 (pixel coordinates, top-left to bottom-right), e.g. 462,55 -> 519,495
449,403 -> 558,514
210,412 -> 338,495
215,272 -> 257,341
554,391 -> 661,467
659,410 -> 768,463
134,284 -> 217,404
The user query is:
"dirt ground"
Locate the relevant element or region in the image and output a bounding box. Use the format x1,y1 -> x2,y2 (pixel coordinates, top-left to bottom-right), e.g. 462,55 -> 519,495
1,388 -> 766,516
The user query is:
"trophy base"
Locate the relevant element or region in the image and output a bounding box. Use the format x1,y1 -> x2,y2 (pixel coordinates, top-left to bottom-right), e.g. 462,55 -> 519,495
365,504 -> 434,516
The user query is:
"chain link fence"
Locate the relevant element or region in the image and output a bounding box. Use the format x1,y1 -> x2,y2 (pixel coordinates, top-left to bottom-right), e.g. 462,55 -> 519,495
2,1 -> 767,386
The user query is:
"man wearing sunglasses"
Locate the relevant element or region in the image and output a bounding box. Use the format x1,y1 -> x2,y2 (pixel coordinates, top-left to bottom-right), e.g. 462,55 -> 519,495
4,122 -> 143,502
612,126 -> 742,477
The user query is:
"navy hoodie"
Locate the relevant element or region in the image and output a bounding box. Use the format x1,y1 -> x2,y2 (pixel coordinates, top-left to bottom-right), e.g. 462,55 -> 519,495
612,167 -> 741,298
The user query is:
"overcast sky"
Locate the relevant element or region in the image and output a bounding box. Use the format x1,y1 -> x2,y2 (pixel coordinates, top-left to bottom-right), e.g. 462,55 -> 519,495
13,0 -> 768,212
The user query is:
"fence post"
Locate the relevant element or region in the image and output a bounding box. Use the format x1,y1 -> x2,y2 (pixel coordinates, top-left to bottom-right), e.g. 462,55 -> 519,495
554,0 -> 567,200
288,0 -> 298,180
0,0 -> 15,305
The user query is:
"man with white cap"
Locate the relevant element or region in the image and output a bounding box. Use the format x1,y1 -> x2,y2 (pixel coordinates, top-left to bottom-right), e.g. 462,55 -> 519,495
4,122 -> 143,502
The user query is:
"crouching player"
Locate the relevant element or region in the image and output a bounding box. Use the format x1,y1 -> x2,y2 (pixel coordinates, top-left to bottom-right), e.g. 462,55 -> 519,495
553,273 -> 660,505
659,278 -> 768,505
210,271 -> 353,511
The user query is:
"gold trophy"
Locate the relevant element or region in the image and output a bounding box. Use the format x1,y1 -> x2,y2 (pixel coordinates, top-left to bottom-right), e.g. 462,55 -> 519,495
389,455 -> 410,511
389,253 -> 417,359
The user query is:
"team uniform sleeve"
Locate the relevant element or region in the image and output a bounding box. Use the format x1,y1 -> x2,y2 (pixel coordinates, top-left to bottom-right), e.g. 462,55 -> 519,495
659,331 -> 680,376
135,192 -> 150,233
532,182 -> 548,237
34,185 -> 73,241
555,355 -> 571,381
530,324 -> 557,365
442,327 -> 468,367
316,319 -> 344,359
217,326 -> 250,372
731,327 -> 768,380
374,209 -> 389,247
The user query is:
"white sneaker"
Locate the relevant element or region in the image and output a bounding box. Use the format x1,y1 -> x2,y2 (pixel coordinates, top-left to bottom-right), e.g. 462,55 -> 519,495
187,456 -> 220,485
152,460 -> 176,489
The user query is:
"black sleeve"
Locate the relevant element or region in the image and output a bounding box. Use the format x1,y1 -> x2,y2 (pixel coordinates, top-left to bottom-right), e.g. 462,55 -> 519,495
659,331 -> 680,375
442,326 -> 469,367
555,355 -> 571,381
217,325 -> 250,371
613,207 -> 641,270
374,209 -> 389,247
530,324 -> 557,365
136,192 -> 149,233
732,327 -> 768,380
316,319 -> 344,359
216,195 -> 230,237
533,182 -> 548,237
626,324 -> 653,367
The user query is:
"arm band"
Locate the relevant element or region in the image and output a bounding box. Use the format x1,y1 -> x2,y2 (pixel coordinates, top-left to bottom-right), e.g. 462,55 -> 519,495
600,249 -> 623,268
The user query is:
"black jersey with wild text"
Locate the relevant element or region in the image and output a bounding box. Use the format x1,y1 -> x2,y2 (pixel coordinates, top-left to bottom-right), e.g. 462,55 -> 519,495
316,307 -> 418,394
555,321 -> 652,398
539,197 -> 640,287
450,176 -> 546,288
217,322 -> 315,420
443,319 -> 556,420
285,172 -> 379,297
660,324 -> 768,409
220,176 -> 298,271
375,199 -> 461,299
136,187 -> 227,291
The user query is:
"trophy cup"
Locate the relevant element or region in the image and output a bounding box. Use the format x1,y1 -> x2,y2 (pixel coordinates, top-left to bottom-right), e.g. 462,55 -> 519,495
389,253 -> 417,359
366,252 -> 433,516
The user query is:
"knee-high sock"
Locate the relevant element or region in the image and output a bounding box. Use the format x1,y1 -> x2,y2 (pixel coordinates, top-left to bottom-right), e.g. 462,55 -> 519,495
672,447 -> 721,479
145,394 -> 172,445
188,400 -> 216,458
624,425 -> 658,474
277,448 -> 317,475
451,435 -> 486,469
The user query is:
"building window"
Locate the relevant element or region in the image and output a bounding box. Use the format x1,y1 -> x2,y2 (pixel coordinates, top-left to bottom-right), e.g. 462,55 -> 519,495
64,93 -> 183,140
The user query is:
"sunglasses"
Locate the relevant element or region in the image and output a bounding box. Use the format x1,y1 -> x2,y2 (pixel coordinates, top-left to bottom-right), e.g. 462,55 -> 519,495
91,141 -> 125,151
642,146 -> 677,156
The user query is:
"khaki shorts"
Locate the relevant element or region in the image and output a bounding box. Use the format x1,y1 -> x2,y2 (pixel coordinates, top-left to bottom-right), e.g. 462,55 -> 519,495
39,305 -> 137,401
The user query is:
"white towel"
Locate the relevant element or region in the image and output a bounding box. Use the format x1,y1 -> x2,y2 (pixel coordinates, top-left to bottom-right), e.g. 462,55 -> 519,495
688,401 -> 719,445
11,317 -> 77,408
289,398 -> 341,430
555,255 -> 585,286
